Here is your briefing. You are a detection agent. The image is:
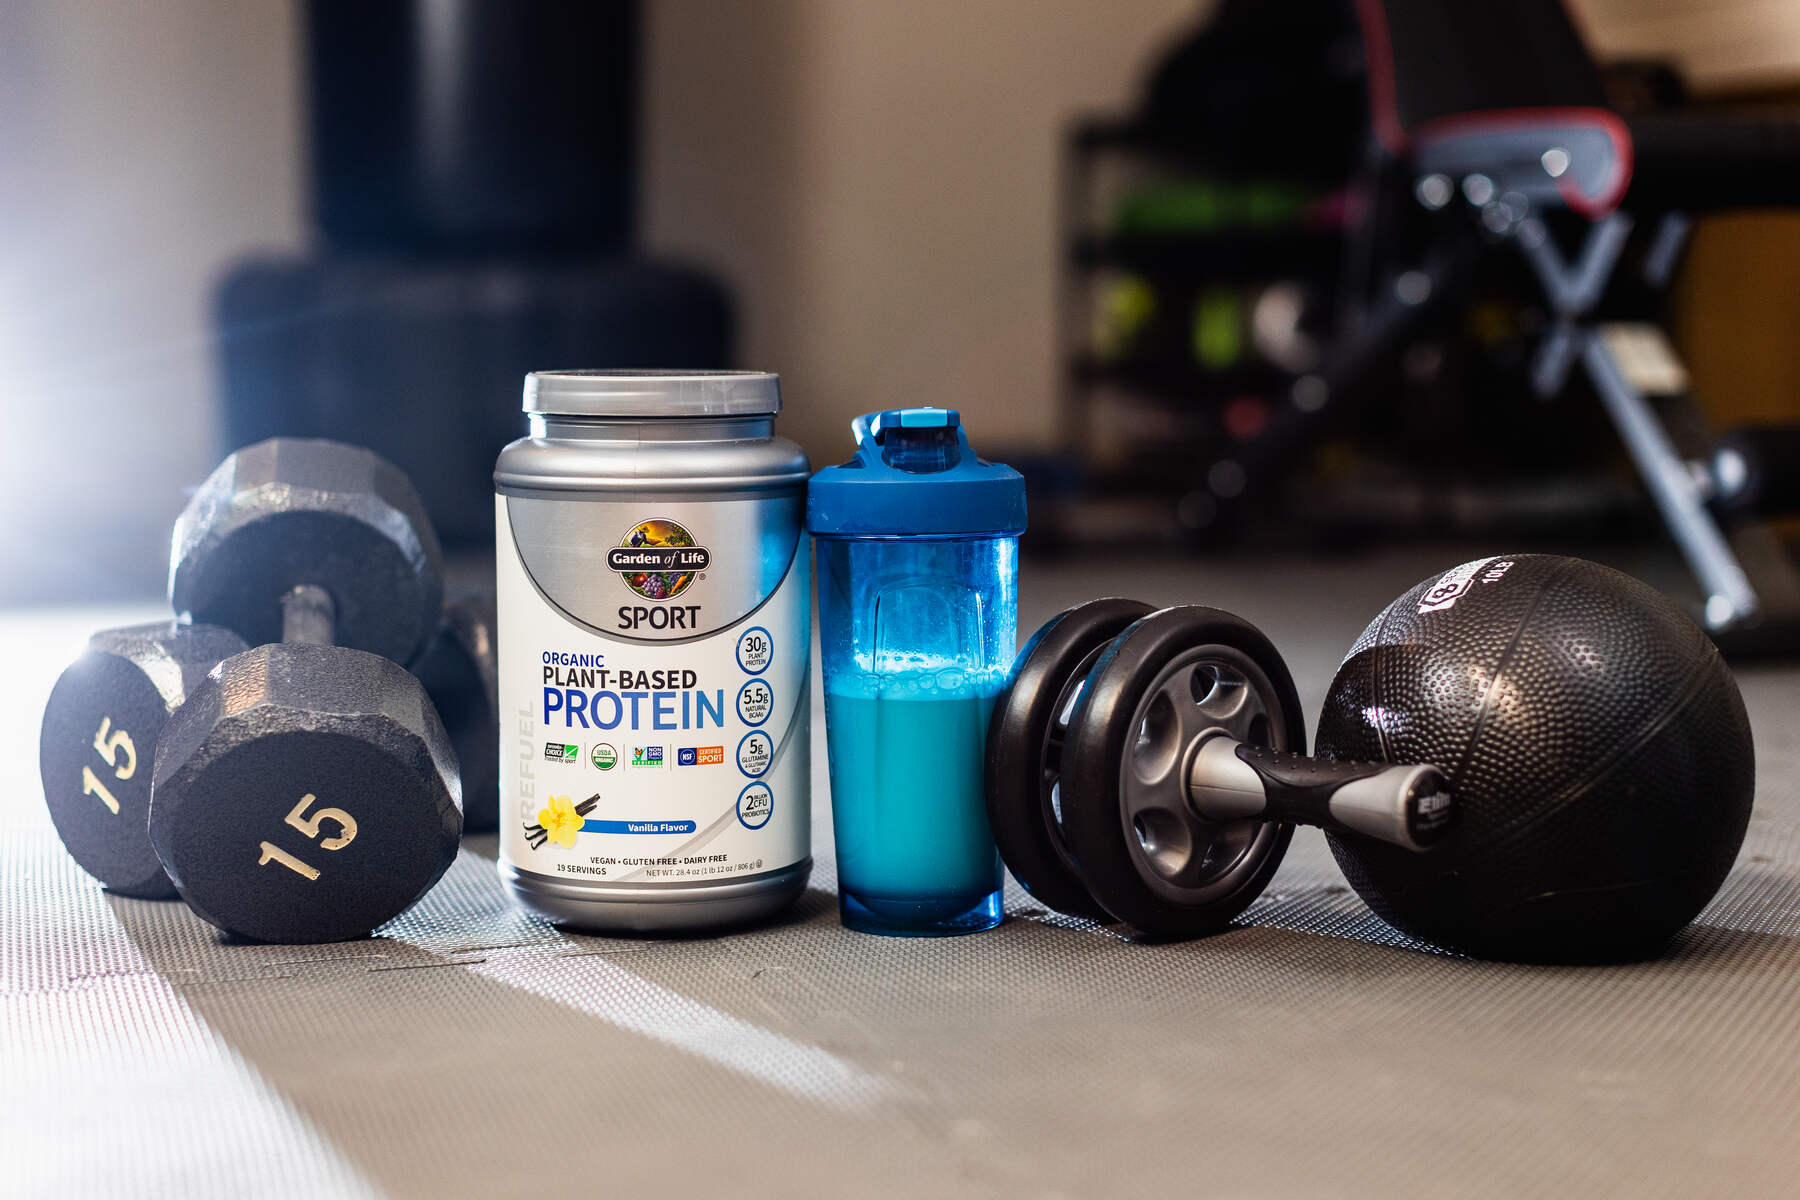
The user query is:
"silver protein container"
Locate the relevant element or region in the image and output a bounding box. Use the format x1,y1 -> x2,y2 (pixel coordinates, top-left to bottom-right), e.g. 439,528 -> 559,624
494,370 -> 811,931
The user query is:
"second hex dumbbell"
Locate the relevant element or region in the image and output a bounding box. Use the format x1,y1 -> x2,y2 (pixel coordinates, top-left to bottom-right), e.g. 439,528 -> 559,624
414,593 -> 499,833
150,439 -> 464,943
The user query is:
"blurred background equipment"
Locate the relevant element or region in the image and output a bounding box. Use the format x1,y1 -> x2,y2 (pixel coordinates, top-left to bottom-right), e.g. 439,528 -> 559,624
216,0 -> 733,548
1042,0 -> 1800,649
1050,0 -> 1367,546
1316,0 -> 1800,647
1046,0 -> 1622,550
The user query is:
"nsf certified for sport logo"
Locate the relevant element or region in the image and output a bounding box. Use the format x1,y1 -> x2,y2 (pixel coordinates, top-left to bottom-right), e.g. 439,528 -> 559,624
608,518 -> 711,601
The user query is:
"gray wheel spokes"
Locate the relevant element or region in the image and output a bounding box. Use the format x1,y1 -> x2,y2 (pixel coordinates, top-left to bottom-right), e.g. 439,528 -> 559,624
1041,656 -> 1096,838
1043,717 -> 1066,822
1187,660 -> 1273,746
1125,657 -> 1270,787
1053,674 -> 1086,752
1125,803 -> 1196,881
1119,648 -> 1279,891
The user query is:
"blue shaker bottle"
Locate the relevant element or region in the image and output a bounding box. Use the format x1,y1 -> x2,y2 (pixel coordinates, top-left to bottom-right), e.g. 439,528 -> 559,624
807,408 -> 1026,936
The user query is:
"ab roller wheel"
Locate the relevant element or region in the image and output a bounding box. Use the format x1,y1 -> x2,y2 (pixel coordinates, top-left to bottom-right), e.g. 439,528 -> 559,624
988,601 -> 1431,939
987,555 -> 1754,962
1056,606 -> 1305,938
986,598 -> 1152,922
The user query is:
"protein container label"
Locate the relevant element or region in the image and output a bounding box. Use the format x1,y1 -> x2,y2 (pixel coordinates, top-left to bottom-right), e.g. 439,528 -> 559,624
496,492 -> 809,886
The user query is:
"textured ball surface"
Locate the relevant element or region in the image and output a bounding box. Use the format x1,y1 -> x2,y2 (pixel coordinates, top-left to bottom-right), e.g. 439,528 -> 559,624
1314,555 -> 1754,962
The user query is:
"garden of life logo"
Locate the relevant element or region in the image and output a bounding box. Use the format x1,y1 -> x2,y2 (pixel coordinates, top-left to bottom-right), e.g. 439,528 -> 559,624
607,518 -> 710,601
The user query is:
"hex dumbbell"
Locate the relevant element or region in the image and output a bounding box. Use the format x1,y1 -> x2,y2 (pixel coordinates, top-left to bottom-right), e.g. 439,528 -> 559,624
39,622 -> 249,897
150,438 -> 463,944
413,593 -> 499,833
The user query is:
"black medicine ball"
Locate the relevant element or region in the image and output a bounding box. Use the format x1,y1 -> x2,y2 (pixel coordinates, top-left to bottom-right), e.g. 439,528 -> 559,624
1315,554 -> 1754,962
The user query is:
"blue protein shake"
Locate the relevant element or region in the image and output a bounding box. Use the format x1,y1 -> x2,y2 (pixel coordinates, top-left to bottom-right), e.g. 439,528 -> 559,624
824,674 -> 1005,923
808,409 -> 1024,936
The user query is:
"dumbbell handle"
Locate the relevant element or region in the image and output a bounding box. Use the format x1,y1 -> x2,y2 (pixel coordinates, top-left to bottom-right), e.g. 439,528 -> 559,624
281,585 -> 337,646
1186,733 -> 1452,851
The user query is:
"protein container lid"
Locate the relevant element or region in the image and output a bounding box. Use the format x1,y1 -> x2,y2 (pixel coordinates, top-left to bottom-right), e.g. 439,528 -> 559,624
524,370 -> 782,418
807,408 -> 1027,538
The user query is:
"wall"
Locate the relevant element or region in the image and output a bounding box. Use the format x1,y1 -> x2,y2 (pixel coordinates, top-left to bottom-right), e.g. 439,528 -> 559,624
641,0 -> 1208,463
0,0 -> 303,601
1573,0 -> 1800,430
0,0 -> 1204,599
1574,0 -> 1800,92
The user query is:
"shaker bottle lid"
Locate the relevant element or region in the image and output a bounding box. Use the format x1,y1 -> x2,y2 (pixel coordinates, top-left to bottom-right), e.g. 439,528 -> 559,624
524,370 -> 781,417
806,408 -> 1027,537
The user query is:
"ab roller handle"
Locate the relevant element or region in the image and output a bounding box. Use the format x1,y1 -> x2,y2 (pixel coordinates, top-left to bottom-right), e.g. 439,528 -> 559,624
1187,734 -> 1452,852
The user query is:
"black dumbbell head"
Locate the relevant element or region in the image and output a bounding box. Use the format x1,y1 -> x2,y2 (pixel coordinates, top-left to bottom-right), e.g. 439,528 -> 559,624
168,438 -> 444,665
39,622 -> 249,898
986,597 -> 1154,921
1059,605 -> 1304,938
413,594 -> 499,832
150,643 -> 463,943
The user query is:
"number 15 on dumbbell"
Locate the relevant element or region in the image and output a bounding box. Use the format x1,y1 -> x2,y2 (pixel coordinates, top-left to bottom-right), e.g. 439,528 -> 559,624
41,440 -> 465,943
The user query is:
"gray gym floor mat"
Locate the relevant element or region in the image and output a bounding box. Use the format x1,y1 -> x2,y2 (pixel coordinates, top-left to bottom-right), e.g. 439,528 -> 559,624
5,548 -> 1796,1198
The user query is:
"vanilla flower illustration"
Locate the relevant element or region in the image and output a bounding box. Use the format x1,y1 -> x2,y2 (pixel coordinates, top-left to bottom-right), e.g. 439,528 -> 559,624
536,794 -> 584,848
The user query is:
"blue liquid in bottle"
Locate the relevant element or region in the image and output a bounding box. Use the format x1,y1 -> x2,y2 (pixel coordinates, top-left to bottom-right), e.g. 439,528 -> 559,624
808,408 -> 1024,937
814,536 -> 1017,936
825,677 -> 1004,932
